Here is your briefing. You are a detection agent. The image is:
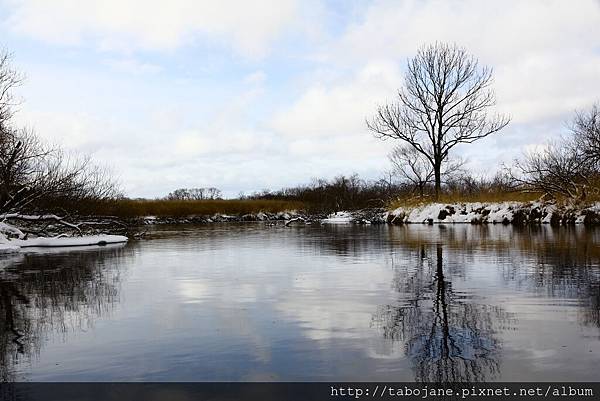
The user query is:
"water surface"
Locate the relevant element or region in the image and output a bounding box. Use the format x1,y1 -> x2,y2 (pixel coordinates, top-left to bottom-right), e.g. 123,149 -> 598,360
1,224 -> 599,382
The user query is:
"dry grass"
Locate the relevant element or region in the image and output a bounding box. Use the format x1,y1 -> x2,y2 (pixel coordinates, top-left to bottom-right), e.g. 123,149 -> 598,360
75,199 -> 305,218
388,191 -> 543,210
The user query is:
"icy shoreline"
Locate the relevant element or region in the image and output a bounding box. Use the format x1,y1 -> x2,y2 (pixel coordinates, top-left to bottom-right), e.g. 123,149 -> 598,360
0,234 -> 128,254
2,201 -> 598,254
132,201 -> 600,227
380,201 -> 600,225
315,201 -> 600,226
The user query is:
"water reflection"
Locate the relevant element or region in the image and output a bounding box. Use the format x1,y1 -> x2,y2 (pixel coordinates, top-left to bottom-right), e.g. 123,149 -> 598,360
372,244 -> 513,383
0,245 -> 129,382
0,224 -> 598,382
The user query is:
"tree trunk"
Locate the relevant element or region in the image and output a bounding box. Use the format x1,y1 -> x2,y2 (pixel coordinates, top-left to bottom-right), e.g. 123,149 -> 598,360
433,158 -> 442,200
435,245 -> 450,358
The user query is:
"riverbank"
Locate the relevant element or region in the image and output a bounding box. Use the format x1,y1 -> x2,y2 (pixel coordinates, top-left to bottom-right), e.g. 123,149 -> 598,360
126,200 -> 600,226
3,200 -> 600,249
385,201 -> 600,225
74,198 -> 305,218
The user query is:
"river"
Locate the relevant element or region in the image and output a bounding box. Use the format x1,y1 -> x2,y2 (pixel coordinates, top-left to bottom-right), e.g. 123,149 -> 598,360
1,224 -> 598,382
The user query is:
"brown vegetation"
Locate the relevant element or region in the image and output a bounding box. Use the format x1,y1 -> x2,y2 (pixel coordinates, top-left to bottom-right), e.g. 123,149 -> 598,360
388,191 -> 541,210
73,198 -> 304,218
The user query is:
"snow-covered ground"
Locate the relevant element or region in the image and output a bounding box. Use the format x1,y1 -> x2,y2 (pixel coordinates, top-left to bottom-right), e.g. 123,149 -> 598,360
319,201 -> 600,225
389,202 -> 522,224
388,201 -> 600,224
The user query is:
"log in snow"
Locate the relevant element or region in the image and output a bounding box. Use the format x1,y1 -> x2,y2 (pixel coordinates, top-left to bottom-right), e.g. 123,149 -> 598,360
11,235 -> 128,248
0,213 -> 83,231
284,217 -> 306,226
1,234 -> 127,253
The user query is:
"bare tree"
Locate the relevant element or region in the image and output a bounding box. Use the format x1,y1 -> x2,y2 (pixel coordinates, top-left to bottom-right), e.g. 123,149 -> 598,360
0,51 -> 23,132
445,170 -> 515,196
389,145 -> 465,197
389,146 -> 433,197
206,187 -> 222,200
0,127 -> 121,214
509,142 -> 593,200
508,104 -> 600,201
377,169 -> 397,200
0,50 -> 121,219
166,188 -> 190,200
188,188 -> 206,200
572,103 -> 600,168
166,187 -> 222,201
367,42 -> 510,199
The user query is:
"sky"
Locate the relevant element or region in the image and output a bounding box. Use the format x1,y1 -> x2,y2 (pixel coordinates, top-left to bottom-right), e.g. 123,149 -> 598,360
0,0 -> 599,198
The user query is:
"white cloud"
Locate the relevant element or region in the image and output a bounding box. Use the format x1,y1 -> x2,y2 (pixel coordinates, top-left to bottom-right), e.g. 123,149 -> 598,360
243,70 -> 267,86
174,130 -> 273,157
271,61 -> 402,139
330,0 -> 600,66
4,0 -> 600,195
105,57 -> 162,75
494,51 -> 600,124
269,0 -> 600,176
5,0 -> 302,58
322,0 -> 600,125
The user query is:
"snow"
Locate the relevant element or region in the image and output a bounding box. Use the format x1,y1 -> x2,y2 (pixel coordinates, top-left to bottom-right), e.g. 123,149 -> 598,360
541,204 -> 556,224
276,211 -> 292,220
322,211 -> 354,224
0,243 -> 20,253
0,234 -> 127,253
0,213 -> 81,230
387,201 -> 600,224
0,232 -> 20,253
0,222 -> 26,239
389,202 -> 523,224
11,234 -> 128,248
18,243 -> 126,255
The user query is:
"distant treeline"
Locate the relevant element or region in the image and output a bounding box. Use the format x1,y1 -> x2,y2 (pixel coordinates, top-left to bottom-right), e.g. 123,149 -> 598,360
243,175 -> 392,212
241,172 -> 537,213
72,198 -> 304,218
166,187 -> 223,201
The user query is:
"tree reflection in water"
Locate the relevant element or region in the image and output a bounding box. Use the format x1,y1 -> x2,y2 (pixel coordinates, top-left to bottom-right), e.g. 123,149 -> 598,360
500,226 -> 600,333
1,225 -> 598,383
0,245 -> 129,382
372,244 -> 514,383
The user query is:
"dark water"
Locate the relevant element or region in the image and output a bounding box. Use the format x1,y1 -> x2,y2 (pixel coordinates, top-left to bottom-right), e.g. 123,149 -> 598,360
1,224 -> 599,382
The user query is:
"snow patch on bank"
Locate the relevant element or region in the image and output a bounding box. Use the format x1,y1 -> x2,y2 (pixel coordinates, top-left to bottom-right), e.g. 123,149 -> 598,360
390,202 -> 522,224
387,201 -> 600,225
314,201 -> 600,226
0,234 -> 128,253
322,211 -> 354,224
